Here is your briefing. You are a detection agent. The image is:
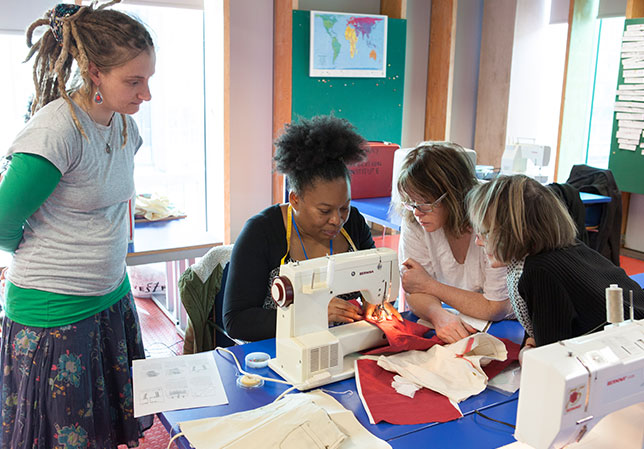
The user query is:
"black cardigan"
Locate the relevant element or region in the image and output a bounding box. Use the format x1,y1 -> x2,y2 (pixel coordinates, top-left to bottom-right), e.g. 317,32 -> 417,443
223,204 -> 375,341
519,242 -> 644,346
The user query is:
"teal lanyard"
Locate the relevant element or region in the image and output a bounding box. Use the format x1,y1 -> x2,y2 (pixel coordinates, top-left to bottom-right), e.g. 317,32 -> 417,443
292,214 -> 332,260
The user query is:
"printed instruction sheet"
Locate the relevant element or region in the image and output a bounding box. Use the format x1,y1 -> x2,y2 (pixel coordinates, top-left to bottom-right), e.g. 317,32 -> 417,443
133,352 -> 229,417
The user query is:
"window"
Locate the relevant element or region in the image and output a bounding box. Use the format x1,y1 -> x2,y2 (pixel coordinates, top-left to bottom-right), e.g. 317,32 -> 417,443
114,3 -> 208,228
0,33 -> 34,152
505,1 -> 569,184
586,16 -> 625,168
1,3 -> 221,234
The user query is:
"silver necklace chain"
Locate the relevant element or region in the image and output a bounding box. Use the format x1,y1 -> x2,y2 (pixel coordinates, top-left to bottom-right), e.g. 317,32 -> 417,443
81,101 -> 118,154
98,120 -> 116,154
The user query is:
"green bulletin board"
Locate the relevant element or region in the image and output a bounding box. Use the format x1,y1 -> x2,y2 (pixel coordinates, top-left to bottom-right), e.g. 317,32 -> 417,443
291,10 -> 406,144
608,17 -> 644,194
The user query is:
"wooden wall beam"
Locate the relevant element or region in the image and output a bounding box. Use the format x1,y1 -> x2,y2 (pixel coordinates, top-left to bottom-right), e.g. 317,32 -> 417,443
380,0 -> 407,19
272,0 -> 297,204
425,0 -> 457,141
627,0 -> 644,19
473,0 -> 517,167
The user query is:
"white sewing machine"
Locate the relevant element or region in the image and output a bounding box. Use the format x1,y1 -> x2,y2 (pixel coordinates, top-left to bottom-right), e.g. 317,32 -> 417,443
268,248 -> 399,390
512,319 -> 644,449
501,143 -> 551,183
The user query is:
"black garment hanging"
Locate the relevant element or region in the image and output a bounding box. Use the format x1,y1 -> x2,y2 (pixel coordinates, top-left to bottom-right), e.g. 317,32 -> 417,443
566,165 -> 622,266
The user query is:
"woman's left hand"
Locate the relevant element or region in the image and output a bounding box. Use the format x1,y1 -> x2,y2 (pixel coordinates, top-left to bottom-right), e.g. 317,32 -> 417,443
400,258 -> 434,294
519,337 -> 536,366
363,301 -> 403,322
328,297 -> 364,324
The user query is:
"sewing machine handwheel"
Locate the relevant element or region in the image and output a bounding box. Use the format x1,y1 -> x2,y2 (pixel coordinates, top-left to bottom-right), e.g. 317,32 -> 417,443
272,276 -> 294,308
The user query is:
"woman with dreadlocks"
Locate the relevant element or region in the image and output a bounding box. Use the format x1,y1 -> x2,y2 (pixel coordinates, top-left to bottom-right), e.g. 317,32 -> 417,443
0,2 -> 154,447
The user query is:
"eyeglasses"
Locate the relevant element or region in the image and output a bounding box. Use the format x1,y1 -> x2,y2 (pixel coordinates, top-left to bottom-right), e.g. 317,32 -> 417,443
402,192 -> 447,214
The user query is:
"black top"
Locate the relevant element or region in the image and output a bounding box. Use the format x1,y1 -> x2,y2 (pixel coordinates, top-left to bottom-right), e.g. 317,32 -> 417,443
223,204 -> 375,341
519,242 -> 644,346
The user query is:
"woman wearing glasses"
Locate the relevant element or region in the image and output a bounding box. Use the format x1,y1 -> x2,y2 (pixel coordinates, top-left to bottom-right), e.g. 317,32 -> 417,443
223,115 -> 401,342
397,142 -> 511,343
467,175 -> 644,349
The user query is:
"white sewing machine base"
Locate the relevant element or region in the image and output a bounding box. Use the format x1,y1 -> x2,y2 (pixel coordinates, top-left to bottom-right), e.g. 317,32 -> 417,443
269,319 -> 387,390
500,402 -> 644,449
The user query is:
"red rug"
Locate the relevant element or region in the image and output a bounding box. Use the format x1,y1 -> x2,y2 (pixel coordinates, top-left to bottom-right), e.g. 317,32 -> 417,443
621,255 -> 644,276
116,415 -> 177,449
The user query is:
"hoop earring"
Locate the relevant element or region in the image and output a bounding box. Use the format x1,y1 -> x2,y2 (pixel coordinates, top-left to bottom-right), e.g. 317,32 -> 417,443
94,89 -> 103,104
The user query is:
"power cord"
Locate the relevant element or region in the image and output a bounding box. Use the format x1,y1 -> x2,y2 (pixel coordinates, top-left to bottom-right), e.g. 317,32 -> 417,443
474,409 -> 515,429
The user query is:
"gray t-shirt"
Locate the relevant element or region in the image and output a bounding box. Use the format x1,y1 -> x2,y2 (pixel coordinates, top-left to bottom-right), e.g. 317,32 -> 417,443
7,98 -> 142,296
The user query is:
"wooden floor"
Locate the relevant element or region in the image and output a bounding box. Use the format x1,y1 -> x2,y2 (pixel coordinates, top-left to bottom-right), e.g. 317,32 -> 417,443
121,296 -> 183,449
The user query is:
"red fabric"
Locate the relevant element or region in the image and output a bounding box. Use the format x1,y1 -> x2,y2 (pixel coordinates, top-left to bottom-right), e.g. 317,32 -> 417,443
355,359 -> 462,425
362,318 -> 442,355
355,337 -> 521,425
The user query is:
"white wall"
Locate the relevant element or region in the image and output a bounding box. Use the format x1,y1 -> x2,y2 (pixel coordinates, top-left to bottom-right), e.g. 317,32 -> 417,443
625,194 -> 644,252
0,0 -> 54,33
400,0 -> 431,148
228,0 -> 274,240
505,0 -> 567,182
450,0 -> 484,149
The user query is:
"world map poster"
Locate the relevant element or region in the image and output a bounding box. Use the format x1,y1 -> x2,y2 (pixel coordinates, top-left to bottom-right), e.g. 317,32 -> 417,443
310,11 -> 388,78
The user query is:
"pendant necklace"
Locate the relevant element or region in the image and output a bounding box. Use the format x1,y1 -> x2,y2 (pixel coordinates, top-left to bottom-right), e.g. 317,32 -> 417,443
96,114 -> 117,154
83,101 -> 117,154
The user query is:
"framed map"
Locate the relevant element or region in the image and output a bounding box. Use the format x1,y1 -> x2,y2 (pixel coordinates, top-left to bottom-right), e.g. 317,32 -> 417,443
310,11 -> 388,78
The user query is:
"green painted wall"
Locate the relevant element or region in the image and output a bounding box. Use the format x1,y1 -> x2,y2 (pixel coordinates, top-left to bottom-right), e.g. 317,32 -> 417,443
608,17 -> 644,194
291,10 -> 406,144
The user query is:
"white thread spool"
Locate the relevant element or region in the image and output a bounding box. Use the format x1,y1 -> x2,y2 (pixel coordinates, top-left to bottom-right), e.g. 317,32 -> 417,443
605,284 -> 624,324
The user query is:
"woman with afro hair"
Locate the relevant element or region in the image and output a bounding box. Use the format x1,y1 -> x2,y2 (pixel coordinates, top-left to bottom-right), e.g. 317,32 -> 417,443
223,115 -> 401,341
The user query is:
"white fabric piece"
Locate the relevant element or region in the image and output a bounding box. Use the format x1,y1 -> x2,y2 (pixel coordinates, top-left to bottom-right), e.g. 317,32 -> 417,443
377,333 -> 508,403
178,391 -> 391,449
135,193 -> 184,221
192,245 -> 233,283
391,375 -> 421,398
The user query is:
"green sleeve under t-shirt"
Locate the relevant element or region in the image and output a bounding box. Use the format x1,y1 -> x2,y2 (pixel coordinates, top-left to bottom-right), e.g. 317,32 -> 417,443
0,153 -> 131,327
0,152 -> 62,252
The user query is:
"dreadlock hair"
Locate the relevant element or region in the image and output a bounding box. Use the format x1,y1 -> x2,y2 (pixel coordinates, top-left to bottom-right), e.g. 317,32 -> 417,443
24,0 -> 153,145
273,115 -> 369,195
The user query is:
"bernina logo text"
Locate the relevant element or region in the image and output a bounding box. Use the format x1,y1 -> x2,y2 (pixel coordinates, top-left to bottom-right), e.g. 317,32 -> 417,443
359,270 -> 374,275
607,376 -> 627,386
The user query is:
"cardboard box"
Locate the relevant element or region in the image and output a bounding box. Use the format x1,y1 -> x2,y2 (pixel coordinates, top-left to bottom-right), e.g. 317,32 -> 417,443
349,142 -> 399,199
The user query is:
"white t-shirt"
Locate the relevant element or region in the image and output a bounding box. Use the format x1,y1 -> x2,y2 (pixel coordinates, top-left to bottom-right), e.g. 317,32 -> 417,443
399,220 -> 508,301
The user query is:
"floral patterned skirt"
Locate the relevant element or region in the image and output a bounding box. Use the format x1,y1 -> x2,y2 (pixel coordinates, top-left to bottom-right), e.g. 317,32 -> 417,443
0,292 -> 153,448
